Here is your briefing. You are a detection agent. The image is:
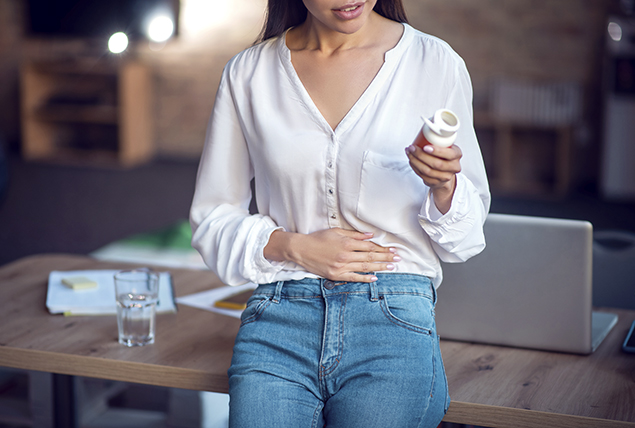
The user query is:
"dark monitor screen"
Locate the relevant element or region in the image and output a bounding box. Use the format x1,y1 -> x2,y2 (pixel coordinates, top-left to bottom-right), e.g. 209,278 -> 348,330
26,0 -> 178,40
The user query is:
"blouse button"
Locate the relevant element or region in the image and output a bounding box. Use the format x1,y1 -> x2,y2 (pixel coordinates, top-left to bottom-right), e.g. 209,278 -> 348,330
331,214 -> 336,219
328,162 -> 333,168
328,189 -> 334,194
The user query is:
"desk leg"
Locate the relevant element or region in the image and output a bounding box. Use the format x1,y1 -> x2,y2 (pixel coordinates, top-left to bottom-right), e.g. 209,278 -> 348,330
53,374 -> 77,428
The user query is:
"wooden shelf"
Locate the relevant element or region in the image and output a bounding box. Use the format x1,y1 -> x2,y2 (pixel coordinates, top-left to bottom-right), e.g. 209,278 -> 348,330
35,148 -> 121,168
20,59 -> 154,167
474,112 -> 573,196
35,104 -> 118,124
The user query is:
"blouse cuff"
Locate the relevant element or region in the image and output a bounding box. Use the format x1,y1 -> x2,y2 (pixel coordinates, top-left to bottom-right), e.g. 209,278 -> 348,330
245,224 -> 287,284
421,173 -> 468,221
418,173 -> 475,248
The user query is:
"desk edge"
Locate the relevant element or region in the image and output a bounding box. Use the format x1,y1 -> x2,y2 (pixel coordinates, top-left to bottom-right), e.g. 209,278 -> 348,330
0,347 -> 229,393
445,401 -> 635,428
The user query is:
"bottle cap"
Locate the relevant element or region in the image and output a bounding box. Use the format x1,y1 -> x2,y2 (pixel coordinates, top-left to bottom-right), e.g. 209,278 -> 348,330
422,109 -> 460,147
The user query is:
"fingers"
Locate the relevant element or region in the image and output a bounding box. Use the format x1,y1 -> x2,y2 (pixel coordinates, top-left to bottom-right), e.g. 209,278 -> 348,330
409,157 -> 452,180
333,244 -> 400,266
337,228 -> 375,241
345,272 -> 379,283
335,250 -> 401,276
423,143 -> 462,161
308,228 -> 401,283
333,258 -> 397,283
406,144 -> 461,173
338,240 -> 400,281
352,261 -> 396,273
408,143 -> 462,160
406,144 -> 461,188
335,229 -> 395,253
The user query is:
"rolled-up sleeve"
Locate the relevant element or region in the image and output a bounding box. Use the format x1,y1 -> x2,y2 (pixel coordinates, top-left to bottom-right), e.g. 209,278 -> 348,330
189,64 -> 285,285
418,61 -> 490,263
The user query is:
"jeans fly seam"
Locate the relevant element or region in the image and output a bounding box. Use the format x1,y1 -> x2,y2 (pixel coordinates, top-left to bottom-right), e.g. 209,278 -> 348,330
319,357 -> 341,378
318,294 -> 347,380
311,401 -> 324,428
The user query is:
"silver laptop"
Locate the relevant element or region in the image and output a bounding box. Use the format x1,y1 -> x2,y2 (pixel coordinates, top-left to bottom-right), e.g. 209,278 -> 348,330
435,213 -> 618,354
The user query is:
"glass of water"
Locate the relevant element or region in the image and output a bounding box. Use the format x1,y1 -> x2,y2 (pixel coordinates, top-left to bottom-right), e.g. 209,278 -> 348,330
114,269 -> 159,347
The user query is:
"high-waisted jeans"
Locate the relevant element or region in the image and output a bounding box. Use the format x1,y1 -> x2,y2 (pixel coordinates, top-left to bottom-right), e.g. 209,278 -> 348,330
227,273 -> 450,428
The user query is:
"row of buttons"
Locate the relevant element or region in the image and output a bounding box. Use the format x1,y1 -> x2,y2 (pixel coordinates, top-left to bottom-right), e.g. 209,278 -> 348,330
326,134 -> 339,224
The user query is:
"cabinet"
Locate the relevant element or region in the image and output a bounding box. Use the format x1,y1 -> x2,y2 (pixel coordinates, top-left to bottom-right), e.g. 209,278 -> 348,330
20,59 -> 153,167
475,112 -> 573,196
475,78 -> 581,196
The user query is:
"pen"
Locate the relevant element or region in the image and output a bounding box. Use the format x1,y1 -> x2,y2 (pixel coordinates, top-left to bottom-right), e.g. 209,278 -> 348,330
213,301 -> 247,310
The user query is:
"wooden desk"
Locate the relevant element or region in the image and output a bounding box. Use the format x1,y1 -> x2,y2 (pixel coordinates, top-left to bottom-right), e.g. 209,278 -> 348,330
1,254 -> 634,428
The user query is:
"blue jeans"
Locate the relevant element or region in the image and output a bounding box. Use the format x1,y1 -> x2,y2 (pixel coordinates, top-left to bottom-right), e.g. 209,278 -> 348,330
228,273 -> 450,428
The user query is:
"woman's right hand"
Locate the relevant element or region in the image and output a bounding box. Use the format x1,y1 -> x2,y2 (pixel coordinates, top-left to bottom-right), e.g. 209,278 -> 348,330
264,228 -> 400,283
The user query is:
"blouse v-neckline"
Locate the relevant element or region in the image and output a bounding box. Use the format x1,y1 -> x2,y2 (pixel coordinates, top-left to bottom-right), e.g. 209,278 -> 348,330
278,23 -> 411,135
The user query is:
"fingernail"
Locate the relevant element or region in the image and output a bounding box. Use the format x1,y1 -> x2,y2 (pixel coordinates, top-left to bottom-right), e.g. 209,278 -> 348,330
364,232 -> 374,237
386,264 -> 395,270
406,145 -> 416,154
423,145 -> 434,153
389,247 -> 397,253
370,276 -> 378,282
393,255 -> 402,262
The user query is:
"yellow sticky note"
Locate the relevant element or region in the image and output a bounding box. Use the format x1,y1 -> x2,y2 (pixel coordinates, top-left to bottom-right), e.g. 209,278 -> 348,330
61,276 -> 98,290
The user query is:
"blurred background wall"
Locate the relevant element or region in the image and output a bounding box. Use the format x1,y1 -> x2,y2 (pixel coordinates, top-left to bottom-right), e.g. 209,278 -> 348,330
1,0 -> 631,196
0,3 -> 634,425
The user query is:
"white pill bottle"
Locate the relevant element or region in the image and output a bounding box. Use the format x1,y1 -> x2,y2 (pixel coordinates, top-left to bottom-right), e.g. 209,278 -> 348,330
413,109 -> 460,148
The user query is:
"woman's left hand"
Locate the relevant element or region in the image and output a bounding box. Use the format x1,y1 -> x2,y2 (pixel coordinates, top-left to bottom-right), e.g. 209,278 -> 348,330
405,143 -> 462,214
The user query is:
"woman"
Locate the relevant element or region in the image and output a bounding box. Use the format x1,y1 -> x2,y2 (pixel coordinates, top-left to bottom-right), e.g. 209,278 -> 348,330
190,0 -> 490,426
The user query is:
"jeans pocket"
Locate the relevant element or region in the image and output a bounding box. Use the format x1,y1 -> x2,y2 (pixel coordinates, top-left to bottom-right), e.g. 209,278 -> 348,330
240,296 -> 272,326
379,293 -> 434,335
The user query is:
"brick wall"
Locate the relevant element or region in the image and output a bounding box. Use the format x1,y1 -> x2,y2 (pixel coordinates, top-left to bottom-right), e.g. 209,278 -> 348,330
135,0 -> 268,157
406,0 -> 608,110
0,0 -> 611,165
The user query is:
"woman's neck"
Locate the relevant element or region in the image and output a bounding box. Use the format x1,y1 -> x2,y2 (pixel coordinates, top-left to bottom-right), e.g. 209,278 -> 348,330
288,11 -> 389,54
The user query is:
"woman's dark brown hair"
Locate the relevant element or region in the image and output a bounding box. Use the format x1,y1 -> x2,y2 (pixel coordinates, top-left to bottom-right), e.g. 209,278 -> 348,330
258,0 -> 409,42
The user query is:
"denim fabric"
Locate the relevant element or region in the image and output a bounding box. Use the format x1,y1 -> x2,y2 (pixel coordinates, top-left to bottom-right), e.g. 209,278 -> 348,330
228,273 -> 450,428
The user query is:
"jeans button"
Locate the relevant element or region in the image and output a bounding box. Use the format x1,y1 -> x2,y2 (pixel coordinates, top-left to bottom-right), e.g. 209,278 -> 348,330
324,280 -> 335,290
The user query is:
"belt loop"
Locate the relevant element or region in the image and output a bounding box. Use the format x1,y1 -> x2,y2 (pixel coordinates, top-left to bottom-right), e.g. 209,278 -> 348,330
369,278 -> 379,302
272,281 -> 284,304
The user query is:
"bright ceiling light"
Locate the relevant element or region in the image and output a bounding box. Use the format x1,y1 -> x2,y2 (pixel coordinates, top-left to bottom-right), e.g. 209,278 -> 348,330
108,32 -> 129,53
147,15 -> 175,42
181,0 -> 230,35
608,22 -> 623,42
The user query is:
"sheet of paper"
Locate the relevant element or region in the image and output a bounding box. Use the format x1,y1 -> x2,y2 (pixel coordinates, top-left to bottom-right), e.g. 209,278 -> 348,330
175,283 -> 258,319
47,270 -> 177,315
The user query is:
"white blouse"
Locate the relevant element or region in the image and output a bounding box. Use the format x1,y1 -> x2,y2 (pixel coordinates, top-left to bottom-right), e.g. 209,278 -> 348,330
190,23 -> 490,288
